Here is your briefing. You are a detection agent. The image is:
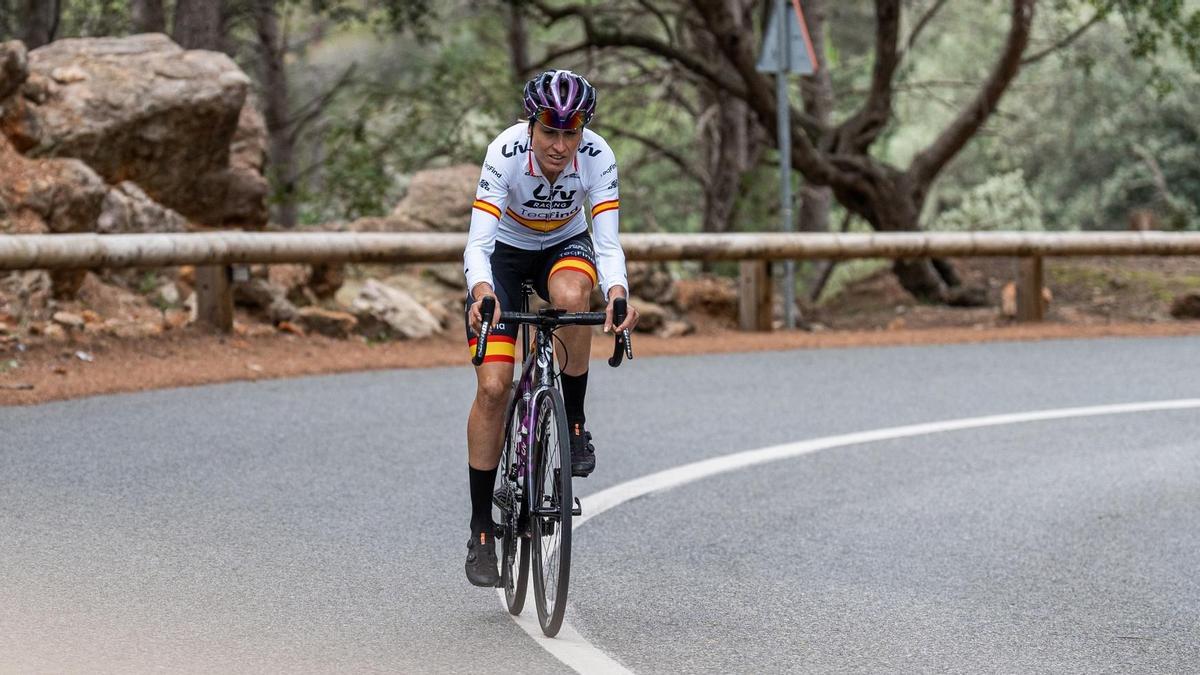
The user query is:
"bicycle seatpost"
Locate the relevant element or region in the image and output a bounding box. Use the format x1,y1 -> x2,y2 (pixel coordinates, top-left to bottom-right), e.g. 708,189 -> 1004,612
608,297 -> 633,367
472,295 -> 496,366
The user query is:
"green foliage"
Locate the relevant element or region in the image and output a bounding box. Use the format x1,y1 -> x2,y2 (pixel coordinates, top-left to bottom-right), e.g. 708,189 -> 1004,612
291,5 -> 512,223
892,0 -> 1200,232
59,0 -> 132,38
928,170 -> 1046,232
6,0 -> 1200,244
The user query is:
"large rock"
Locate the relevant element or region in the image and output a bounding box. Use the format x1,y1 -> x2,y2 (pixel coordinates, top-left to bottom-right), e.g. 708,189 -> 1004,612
20,34 -> 267,227
627,261 -> 676,307
0,133 -> 107,234
96,180 -> 187,233
295,306 -> 356,339
386,164 -> 478,232
351,279 -> 442,339
233,277 -> 297,324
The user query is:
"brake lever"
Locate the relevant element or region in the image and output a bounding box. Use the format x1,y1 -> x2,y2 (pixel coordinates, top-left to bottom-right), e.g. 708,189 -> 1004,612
472,296 -> 496,366
608,297 -> 631,367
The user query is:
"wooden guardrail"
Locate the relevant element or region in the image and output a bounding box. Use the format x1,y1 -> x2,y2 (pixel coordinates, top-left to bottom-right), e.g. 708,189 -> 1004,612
3,231 -> 1199,330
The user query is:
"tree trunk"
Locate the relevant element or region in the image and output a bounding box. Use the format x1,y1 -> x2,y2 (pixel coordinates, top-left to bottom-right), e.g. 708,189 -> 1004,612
173,0 -> 223,50
507,0 -> 532,120
21,0 -> 58,49
829,166 -> 950,299
535,0 -> 1034,303
131,0 -> 166,34
254,0 -> 297,228
507,1 -> 531,81
797,0 -> 833,234
689,0 -> 764,236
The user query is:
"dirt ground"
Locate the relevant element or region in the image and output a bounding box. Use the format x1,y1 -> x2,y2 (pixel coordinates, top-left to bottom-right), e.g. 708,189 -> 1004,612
3,256 -> 1200,406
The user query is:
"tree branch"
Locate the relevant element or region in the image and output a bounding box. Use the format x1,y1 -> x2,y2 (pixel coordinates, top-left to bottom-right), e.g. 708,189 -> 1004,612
1021,12 -> 1102,66
591,122 -> 703,183
286,63 -> 357,144
530,42 -> 592,71
832,0 -> 903,154
634,0 -> 677,46
528,0 -> 749,99
906,0 -> 950,53
908,0 -> 1035,188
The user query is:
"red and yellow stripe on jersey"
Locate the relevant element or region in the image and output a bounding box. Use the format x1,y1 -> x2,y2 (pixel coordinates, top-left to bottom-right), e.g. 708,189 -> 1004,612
549,256 -> 598,286
467,335 -> 516,364
505,208 -> 577,233
591,199 -> 619,218
473,199 -> 501,220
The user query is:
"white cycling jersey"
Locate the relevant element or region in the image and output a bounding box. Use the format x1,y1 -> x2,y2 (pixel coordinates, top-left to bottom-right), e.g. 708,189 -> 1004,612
464,122 -> 627,297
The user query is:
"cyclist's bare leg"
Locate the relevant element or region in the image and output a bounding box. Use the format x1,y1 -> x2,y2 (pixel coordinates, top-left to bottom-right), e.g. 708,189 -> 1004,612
547,271 -> 594,376
468,362 -> 515,470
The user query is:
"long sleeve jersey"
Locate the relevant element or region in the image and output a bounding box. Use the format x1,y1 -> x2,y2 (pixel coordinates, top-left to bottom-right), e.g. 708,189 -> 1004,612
463,122 -> 628,298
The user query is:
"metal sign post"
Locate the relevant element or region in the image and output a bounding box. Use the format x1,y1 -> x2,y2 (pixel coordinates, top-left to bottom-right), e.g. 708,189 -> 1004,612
756,0 -> 817,329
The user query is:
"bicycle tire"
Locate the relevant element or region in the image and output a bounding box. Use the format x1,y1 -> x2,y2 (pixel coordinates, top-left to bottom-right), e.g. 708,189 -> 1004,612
499,389 -> 529,614
529,386 -> 572,637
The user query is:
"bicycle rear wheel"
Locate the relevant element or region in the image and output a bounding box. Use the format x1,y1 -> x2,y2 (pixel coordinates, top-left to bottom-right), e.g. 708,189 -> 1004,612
529,386 -> 572,637
498,390 -> 529,614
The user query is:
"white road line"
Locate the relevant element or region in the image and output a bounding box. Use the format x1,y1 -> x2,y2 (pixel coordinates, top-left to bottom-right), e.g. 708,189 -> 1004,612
502,398 -> 1200,674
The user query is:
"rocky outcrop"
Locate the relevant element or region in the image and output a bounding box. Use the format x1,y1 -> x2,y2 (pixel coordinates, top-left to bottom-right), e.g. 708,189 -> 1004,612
0,132 -> 107,235
96,181 -> 187,234
2,35 -> 267,228
295,307 -> 356,338
350,279 -> 442,340
388,164 -> 478,232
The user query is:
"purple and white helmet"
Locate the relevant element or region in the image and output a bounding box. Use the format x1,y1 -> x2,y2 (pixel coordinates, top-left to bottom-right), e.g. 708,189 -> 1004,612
522,70 -> 597,130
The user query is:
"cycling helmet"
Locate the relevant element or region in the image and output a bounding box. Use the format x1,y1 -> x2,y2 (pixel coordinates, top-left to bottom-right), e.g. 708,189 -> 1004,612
522,70 -> 596,130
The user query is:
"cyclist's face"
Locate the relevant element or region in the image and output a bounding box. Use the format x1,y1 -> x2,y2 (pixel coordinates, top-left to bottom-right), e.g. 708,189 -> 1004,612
530,121 -> 583,176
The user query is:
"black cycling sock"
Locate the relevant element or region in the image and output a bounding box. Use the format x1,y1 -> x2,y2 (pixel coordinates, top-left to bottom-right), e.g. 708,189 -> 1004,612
469,465 -> 497,536
560,371 -> 588,432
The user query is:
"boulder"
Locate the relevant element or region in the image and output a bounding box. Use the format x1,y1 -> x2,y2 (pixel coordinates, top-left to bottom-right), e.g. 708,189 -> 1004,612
381,272 -> 463,329
21,34 -> 266,227
675,276 -> 738,319
0,133 -> 107,234
295,307 -> 356,339
629,296 -> 666,333
626,262 -> 676,307
96,180 -> 187,234
351,279 -> 442,340
233,277 -> 297,323
388,164 -> 478,232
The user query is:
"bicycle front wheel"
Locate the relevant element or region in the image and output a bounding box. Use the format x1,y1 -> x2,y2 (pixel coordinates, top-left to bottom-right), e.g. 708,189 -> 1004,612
499,389 -> 529,615
529,386 -> 572,637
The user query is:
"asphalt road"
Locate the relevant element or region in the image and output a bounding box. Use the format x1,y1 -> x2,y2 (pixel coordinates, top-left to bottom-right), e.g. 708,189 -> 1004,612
2,336 -> 1198,672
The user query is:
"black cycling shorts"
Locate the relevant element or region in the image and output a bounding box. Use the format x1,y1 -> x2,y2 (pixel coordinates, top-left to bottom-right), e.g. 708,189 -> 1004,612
465,231 -> 598,364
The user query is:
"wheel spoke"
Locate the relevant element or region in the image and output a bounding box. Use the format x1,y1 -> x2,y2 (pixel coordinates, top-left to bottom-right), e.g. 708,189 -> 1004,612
529,388 -> 572,636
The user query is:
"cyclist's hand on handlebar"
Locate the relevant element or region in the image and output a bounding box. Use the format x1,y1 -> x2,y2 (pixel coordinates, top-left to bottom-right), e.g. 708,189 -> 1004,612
469,288 -> 501,334
603,289 -> 639,333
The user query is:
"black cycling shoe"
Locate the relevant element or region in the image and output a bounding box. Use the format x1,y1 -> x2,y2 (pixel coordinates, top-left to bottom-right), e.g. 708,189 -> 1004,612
465,531 -> 500,587
569,427 -> 596,477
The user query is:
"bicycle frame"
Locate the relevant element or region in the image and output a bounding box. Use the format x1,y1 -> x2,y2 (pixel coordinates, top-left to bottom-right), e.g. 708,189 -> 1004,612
508,286 -> 558,516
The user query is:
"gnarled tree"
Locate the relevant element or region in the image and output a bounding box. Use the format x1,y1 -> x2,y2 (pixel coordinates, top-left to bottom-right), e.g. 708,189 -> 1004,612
530,0 -> 1039,301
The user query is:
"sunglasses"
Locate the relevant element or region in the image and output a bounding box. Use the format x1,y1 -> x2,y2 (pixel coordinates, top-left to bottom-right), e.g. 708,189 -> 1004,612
534,108 -> 588,131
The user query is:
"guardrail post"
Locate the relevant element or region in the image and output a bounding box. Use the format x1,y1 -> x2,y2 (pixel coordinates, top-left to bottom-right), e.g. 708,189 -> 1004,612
739,260 -> 773,331
1017,256 -> 1045,322
196,265 -> 234,332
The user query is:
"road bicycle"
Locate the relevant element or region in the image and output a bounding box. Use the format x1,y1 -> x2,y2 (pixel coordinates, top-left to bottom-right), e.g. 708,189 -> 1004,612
472,284 -> 632,637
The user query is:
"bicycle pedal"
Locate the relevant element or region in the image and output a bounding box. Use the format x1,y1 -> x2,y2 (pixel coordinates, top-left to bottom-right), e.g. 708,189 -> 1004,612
571,497 -> 582,517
